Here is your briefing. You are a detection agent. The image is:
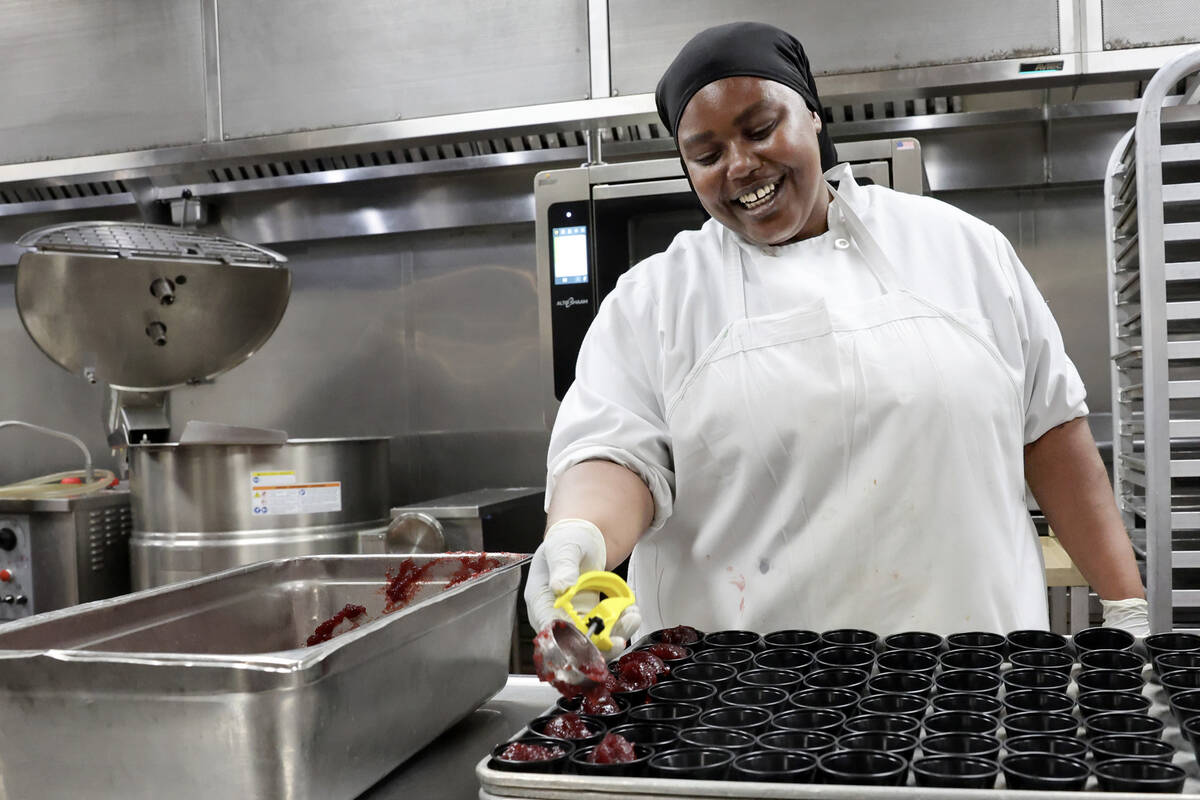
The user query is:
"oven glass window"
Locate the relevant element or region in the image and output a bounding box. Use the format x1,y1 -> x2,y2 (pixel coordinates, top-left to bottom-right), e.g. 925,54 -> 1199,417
552,225 -> 589,285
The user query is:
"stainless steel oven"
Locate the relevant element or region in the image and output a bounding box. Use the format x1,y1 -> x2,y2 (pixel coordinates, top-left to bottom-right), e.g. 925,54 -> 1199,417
534,137 -> 926,423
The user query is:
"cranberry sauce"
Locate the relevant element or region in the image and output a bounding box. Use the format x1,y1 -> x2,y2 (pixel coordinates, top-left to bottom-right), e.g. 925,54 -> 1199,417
582,692 -> 622,715
588,733 -> 637,764
499,742 -> 566,762
659,625 -> 702,645
306,603 -> 367,646
645,642 -> 689,661
613,650 -> 668,691
543,713 -> 594,740
382,553 -> 503,612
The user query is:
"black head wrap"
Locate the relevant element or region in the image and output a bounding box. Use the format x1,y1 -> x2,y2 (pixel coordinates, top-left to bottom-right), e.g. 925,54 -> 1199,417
654,22 -> 838,172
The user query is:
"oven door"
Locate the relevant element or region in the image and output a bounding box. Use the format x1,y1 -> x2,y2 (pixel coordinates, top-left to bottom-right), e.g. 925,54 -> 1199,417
591,178 -> 709,311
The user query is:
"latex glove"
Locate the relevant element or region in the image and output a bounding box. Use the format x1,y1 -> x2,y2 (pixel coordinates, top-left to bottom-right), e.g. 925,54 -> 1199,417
1101,597 -> 1151,638
524,518 -> 642,656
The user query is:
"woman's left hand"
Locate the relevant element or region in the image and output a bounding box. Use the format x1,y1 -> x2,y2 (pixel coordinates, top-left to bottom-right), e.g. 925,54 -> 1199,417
1100,597 -> 1151,637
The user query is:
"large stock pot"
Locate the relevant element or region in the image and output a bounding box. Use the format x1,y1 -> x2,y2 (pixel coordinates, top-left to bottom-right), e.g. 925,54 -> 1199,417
129,436 -> 389,588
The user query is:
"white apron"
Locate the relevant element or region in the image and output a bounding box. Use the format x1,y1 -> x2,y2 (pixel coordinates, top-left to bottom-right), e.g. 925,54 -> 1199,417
627,176 -> 1048,636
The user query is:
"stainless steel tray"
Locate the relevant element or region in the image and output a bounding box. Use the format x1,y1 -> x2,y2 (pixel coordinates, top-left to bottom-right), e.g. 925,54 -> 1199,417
0,552 -> 528,800
477,675 -> 1200,799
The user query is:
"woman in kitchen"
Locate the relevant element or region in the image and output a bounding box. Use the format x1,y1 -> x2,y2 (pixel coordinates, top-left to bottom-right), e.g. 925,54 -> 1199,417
525,21 -> 1147,647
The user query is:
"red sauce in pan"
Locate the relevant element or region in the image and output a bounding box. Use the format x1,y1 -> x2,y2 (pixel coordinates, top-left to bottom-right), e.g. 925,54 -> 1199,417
445,553 -> 503,588
588,733 -> 637,764
306,603 -> 367,646
498,742 -> 565,762
383,553 -> 503,613
307,554 -> 506,646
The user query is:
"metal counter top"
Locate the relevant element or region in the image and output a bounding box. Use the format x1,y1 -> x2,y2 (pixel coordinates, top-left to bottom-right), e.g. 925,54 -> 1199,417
357,675 -> 557,800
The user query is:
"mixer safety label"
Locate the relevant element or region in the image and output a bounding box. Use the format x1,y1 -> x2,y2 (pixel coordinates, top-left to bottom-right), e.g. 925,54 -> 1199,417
251,482 -> 342,515
251,470 -> 296,486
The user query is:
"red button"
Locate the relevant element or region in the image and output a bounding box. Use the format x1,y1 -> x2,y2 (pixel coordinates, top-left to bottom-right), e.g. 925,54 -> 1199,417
60,476 -> 83,485
0,570 -> 11,582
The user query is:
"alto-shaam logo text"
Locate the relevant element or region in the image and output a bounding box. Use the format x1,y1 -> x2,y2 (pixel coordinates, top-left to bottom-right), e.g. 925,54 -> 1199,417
555,297 -> 589,309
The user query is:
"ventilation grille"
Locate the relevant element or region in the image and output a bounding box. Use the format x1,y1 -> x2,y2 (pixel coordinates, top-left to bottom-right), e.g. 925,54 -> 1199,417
0,179 -> 129,205
202,125 -> 673,183
87,504 -> 132,575
0,98 -> 974,204
824,96 -> 965,123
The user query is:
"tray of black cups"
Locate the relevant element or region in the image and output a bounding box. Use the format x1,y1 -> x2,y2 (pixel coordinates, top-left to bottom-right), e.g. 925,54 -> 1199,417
477,626 -> 1200,798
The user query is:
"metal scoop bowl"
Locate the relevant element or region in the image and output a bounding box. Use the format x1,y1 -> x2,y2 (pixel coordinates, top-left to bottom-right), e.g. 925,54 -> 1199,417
531,570 -> 636,696
533,618 -> 610,695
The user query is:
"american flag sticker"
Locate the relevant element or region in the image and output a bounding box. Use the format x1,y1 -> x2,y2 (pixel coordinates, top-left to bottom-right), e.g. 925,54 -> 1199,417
896,140 -> 916,151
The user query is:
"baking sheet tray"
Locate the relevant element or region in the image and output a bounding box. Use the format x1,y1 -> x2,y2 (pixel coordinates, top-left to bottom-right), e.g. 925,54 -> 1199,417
0,552 -> 528,800
478,670 -> 1200,799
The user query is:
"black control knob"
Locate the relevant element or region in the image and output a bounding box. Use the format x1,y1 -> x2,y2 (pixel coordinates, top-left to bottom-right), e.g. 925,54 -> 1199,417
1,595 -> 13,605
0,528 -> 16,551
14,596 -> 26,606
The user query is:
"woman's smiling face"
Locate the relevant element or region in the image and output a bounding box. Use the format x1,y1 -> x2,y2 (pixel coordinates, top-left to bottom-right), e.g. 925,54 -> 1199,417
676,77 -> 830,247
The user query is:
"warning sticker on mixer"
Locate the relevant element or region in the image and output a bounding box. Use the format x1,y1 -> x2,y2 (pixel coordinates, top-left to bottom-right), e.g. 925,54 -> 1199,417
251,482 -> 342,516
251,470 -> 296,486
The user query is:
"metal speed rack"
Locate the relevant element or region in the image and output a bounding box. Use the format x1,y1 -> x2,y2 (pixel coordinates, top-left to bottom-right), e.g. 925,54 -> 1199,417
1108,46 -> 1200,632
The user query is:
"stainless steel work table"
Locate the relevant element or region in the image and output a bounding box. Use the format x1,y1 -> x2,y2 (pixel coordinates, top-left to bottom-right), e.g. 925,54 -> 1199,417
357,675 -> 557,800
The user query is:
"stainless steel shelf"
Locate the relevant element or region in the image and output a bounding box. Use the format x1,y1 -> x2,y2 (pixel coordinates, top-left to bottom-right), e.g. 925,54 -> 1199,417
1166,301 -> 1200,320
1163,183 -> 1200,204
1163,143 -> 1200,164
1120,418 -> 1200,437
1118,381 -> 1200,401
1124,494 -> 1200,532
1169,262 -> 1200,281
1165,222 -> 1200,243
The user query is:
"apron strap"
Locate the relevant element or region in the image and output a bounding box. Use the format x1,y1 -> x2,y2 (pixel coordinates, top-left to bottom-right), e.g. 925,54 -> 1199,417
721,225 -> 750,320
824,179 -> 905,293
719,171 -> 906,320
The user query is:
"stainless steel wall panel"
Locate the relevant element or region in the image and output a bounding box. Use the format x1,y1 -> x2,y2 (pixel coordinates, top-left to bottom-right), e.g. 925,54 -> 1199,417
216,0 -> 591,140
0,0 -> 207,165
907,113 -> 1133,192
918,125 -> 1048,191
1046,117 -> 1135,185
1101,0 -> 1200,50
403,226 -> 547,500
608,0 -> 1061,97
408,431 -> 549,507
212,168 -> 541,245
406,227 -> 542,433
0,263 -> 114,483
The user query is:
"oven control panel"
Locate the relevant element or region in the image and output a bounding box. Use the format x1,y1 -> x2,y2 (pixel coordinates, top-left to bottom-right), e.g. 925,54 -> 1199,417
0,516 -> 34,621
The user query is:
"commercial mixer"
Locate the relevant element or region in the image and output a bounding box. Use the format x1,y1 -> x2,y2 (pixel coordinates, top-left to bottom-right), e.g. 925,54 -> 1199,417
14,222 -> 390,590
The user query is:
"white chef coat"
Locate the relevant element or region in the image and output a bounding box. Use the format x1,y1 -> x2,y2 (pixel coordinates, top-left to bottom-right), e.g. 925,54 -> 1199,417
546,163 -> 1087,634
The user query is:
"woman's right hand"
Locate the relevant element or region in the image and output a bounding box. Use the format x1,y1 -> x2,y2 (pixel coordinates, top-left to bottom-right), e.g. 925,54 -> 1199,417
524,518 -> 642,655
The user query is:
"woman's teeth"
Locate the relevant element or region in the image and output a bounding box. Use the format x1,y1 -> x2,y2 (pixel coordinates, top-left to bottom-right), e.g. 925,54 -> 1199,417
736,181 -> 779,209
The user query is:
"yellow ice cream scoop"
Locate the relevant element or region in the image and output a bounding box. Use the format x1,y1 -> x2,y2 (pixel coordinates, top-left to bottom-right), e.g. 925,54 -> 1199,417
553,570 -> 636,653
534,571 -> 636,693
